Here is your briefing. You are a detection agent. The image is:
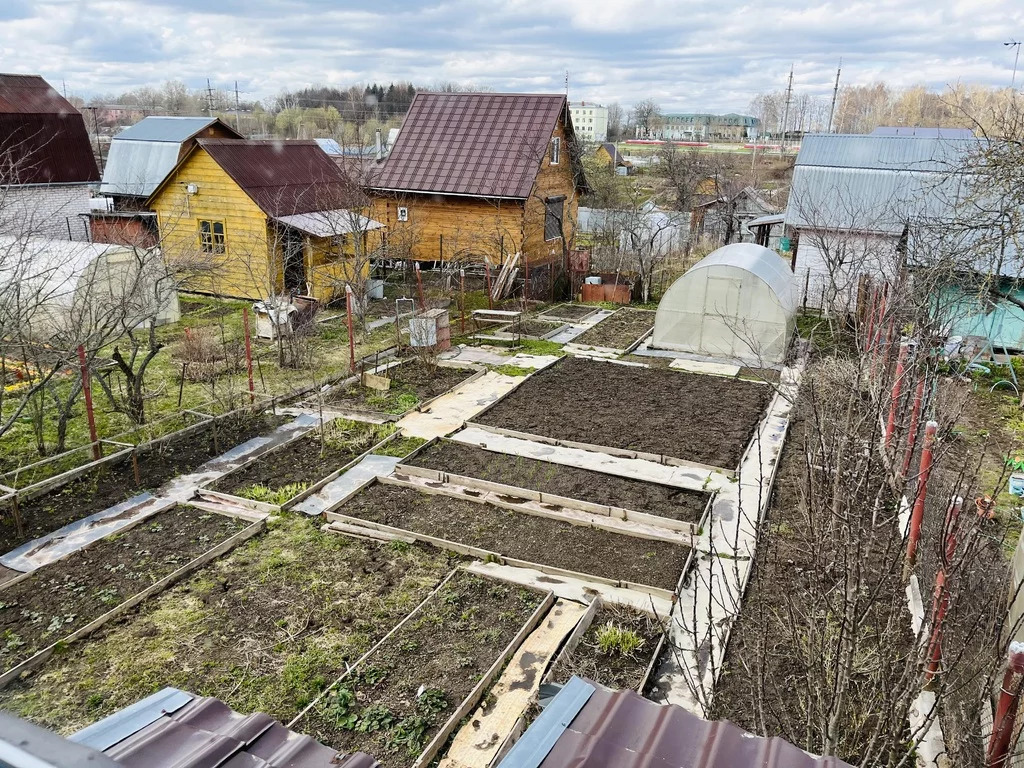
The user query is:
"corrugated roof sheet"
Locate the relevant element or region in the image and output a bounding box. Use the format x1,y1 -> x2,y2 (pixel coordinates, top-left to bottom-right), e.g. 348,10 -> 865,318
275,209 -> 384,238
794,133 -> 977,172
113,116 -> 238,143
100,139 -> 183,197
0,73 -> 100,184
372,92 -> 566,199
501,679 -> 852,768
197,139 -> 360,217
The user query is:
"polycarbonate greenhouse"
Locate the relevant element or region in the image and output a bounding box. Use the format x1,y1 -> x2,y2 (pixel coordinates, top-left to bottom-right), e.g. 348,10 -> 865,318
652,243 -> 797,366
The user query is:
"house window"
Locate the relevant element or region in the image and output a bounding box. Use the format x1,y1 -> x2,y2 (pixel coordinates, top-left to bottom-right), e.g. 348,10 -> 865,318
544,197 -> 564,241
550,136 -> 561,165
199,220 -> 225,254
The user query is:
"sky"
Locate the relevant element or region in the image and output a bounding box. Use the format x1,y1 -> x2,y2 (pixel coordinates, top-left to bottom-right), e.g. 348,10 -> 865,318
2,0 -> 1023,112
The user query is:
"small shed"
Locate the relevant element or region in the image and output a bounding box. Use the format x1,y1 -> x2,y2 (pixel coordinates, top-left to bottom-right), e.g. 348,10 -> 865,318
652,242 -> 796,365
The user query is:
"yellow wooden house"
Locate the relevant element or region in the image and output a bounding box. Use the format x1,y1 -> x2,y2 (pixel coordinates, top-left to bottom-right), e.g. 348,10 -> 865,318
368,93 -> 587,269
147,139 -> 381,302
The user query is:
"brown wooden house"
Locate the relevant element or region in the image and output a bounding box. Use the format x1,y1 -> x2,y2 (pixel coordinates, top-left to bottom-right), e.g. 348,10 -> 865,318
369,92 -> 586,269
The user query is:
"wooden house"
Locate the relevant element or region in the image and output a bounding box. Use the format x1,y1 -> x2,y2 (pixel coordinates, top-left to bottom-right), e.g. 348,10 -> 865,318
147,139 -> 381,302
369,92 -> 586,269
595,142 -> 632,175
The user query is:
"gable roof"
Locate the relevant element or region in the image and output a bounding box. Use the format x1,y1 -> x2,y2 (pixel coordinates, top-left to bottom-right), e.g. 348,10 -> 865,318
101,117 -> 243,197
0,73 -> 99,184
372,92 -> 568,199
151,139 -> 359,217
599,142 -> 628,166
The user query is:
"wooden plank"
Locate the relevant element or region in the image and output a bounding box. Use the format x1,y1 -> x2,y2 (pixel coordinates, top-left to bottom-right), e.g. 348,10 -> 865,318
188,499 -> 270,523
322,521 -> 415,544
438,598 -> 586,768
541,597 -> 601,686
197,488 -> 279,515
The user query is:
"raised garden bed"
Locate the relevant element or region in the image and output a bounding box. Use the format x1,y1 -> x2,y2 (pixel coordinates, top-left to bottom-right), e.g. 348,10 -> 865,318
572,307 -> 655,350
548,604 -> 665,692
0,506 -> 246,673
297,570 -> 544,768
405,440 -> 707,525
208,419 -> 394,503
479,319 -> 563,339
338,483 -> 689,591
0,412 -> 289,556
540,304 -> 597,322
475,356 -> 772,469
0,516 -> 450,733
325,361 -> 475,417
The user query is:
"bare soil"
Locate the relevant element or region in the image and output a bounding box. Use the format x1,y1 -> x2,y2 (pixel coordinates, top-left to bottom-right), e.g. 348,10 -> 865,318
407,440 -> 707,524
476,356 -> 772,468
0,413 -> 289,556
326,361 -> 474,415
299,571 -> 543,767
0,506 -> 245,672
510,320 -> 561,338
341,483 -> 689,590
211,421 -> 389,497
572,308 -> 655,350
548,605 -> 664,692
540,304 -> 595,321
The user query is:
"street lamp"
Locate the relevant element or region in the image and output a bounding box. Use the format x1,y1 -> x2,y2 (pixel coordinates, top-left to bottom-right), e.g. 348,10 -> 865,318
1006,40 -> 1022,89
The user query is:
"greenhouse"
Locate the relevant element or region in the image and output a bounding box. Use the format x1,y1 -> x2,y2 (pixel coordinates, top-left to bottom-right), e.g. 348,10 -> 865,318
651,242 -> 797,366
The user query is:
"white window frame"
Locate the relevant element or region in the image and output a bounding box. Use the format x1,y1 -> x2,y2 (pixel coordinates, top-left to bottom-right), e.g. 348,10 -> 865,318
550,136 -> 561,165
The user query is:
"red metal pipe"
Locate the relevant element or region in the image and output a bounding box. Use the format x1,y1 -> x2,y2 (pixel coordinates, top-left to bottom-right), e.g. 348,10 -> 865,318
459,269 -> 466,336
242,306 -> 255,403
345,285 -> 356,374
905,420 -> 938,568
901,376 -> 926,477
78,345 -> 100,460
414,263 -> 426,311
987,643 -> 1024,767
885,341 -> 910,451
484,262 -> 493,310
924,496 -> 964,682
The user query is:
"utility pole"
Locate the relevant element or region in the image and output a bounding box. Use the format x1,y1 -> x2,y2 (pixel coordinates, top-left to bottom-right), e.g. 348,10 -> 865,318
234,80 -> 241,133
827,58 -> 842,132
1007,41 -> 1022,90
206,78 -> 215,117
779,66 -> 793,157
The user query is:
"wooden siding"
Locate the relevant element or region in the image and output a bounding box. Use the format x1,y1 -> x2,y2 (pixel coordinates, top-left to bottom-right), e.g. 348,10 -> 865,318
522,117 -> 578,267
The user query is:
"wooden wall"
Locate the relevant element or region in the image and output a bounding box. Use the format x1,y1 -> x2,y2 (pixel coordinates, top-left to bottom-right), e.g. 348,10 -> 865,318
522,116 -> 579,267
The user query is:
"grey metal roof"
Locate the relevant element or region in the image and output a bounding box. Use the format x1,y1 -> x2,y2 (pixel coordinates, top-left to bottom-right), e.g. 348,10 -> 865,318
794,133 -> 977,172
99,139 -> 183,197
113,116 -> 223,143
274,209 -> 384,238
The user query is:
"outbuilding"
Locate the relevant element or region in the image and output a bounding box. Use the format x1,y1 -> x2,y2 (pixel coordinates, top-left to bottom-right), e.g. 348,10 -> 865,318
651,242 -> 796,365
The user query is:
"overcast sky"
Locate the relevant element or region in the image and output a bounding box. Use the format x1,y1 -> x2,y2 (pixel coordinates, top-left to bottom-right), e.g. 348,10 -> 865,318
2,0 -> 1023,112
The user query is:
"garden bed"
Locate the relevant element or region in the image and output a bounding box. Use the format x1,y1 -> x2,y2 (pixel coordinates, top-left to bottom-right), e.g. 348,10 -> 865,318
540,304 -> 597,322
475,356 -> 772,469
405,440 -> 707,524
325,361 -> 475,416
0,412 -> 289,555
297,570 -> 544,768
338,483 -> 689,591
572,307 -> 655,350
0,506 -> 246,673
208,420 -> 394,503
548,604 -> 664,692
483,319 -> 562,339
0,516 -> 450,733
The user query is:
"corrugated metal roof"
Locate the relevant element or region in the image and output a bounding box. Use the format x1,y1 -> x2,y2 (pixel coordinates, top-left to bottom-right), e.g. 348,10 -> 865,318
794,133 -> 977,172
275,209 -> 384,238
372,92 -> 566,199
113,116 -> 240,143
100,139 -> 183,196
871,126 -> 975,139
197,139 -> 360,217
315,137 -> 344,155
500,679 -> 853,768
0,74 -> 100,184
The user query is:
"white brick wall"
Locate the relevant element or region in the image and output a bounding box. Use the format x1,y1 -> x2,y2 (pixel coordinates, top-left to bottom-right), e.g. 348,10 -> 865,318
0,183 -> 93,241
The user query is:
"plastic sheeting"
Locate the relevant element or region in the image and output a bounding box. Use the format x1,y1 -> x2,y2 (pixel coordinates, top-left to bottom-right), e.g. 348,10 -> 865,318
651,243 -> 796,366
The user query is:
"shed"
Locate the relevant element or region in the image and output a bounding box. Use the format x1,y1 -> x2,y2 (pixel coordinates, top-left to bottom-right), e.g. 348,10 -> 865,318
652,242 -> 796,365
0,235 -> 180,339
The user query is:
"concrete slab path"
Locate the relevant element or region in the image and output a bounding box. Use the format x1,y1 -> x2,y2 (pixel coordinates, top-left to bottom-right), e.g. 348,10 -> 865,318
396,372 -> 522,440
292,455 -> 401,516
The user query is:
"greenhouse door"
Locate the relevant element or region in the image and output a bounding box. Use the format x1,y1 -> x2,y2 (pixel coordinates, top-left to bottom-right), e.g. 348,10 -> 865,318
701,275 -> 742,358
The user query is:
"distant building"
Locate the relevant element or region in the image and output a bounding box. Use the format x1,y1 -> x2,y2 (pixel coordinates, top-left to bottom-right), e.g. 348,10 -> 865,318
0,73 -> 99,241
692,186 -> 782,249
569,102 -> 608,143
658,113 -> 760,142
595,142 -> 632,175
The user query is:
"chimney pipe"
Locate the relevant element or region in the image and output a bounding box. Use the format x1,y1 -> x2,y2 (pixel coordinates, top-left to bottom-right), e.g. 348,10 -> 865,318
375,129 -> 383,161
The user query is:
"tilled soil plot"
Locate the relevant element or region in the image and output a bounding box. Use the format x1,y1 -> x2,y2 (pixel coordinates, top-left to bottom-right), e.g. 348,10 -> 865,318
0,516 -> 449,733
476,356 -> 772,469
572,308 -> 655,349
407,440 -> 707,523
0,413 -> 289,555
211,421 -> 390,497
540,304 -> 596,321
341,483 -> 689,590
327,361 -> 474,415
548,605 -> 664,692
299,571 -> 543,768
0,506 -> 245,672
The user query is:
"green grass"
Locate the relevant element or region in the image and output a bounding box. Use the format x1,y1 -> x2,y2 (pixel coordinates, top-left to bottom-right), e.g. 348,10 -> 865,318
374,436 -> 427,458
594,623 -> 645,656
239,482 -> 310,506
493,364 -> 532,377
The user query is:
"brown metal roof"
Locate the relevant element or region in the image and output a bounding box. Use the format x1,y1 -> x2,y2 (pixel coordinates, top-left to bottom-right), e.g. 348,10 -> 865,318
372,92 -> 566,199
103,693 -> 379,768
0,73 -> 100,184
503,680 -> 853,768
197,138 -> 360,217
